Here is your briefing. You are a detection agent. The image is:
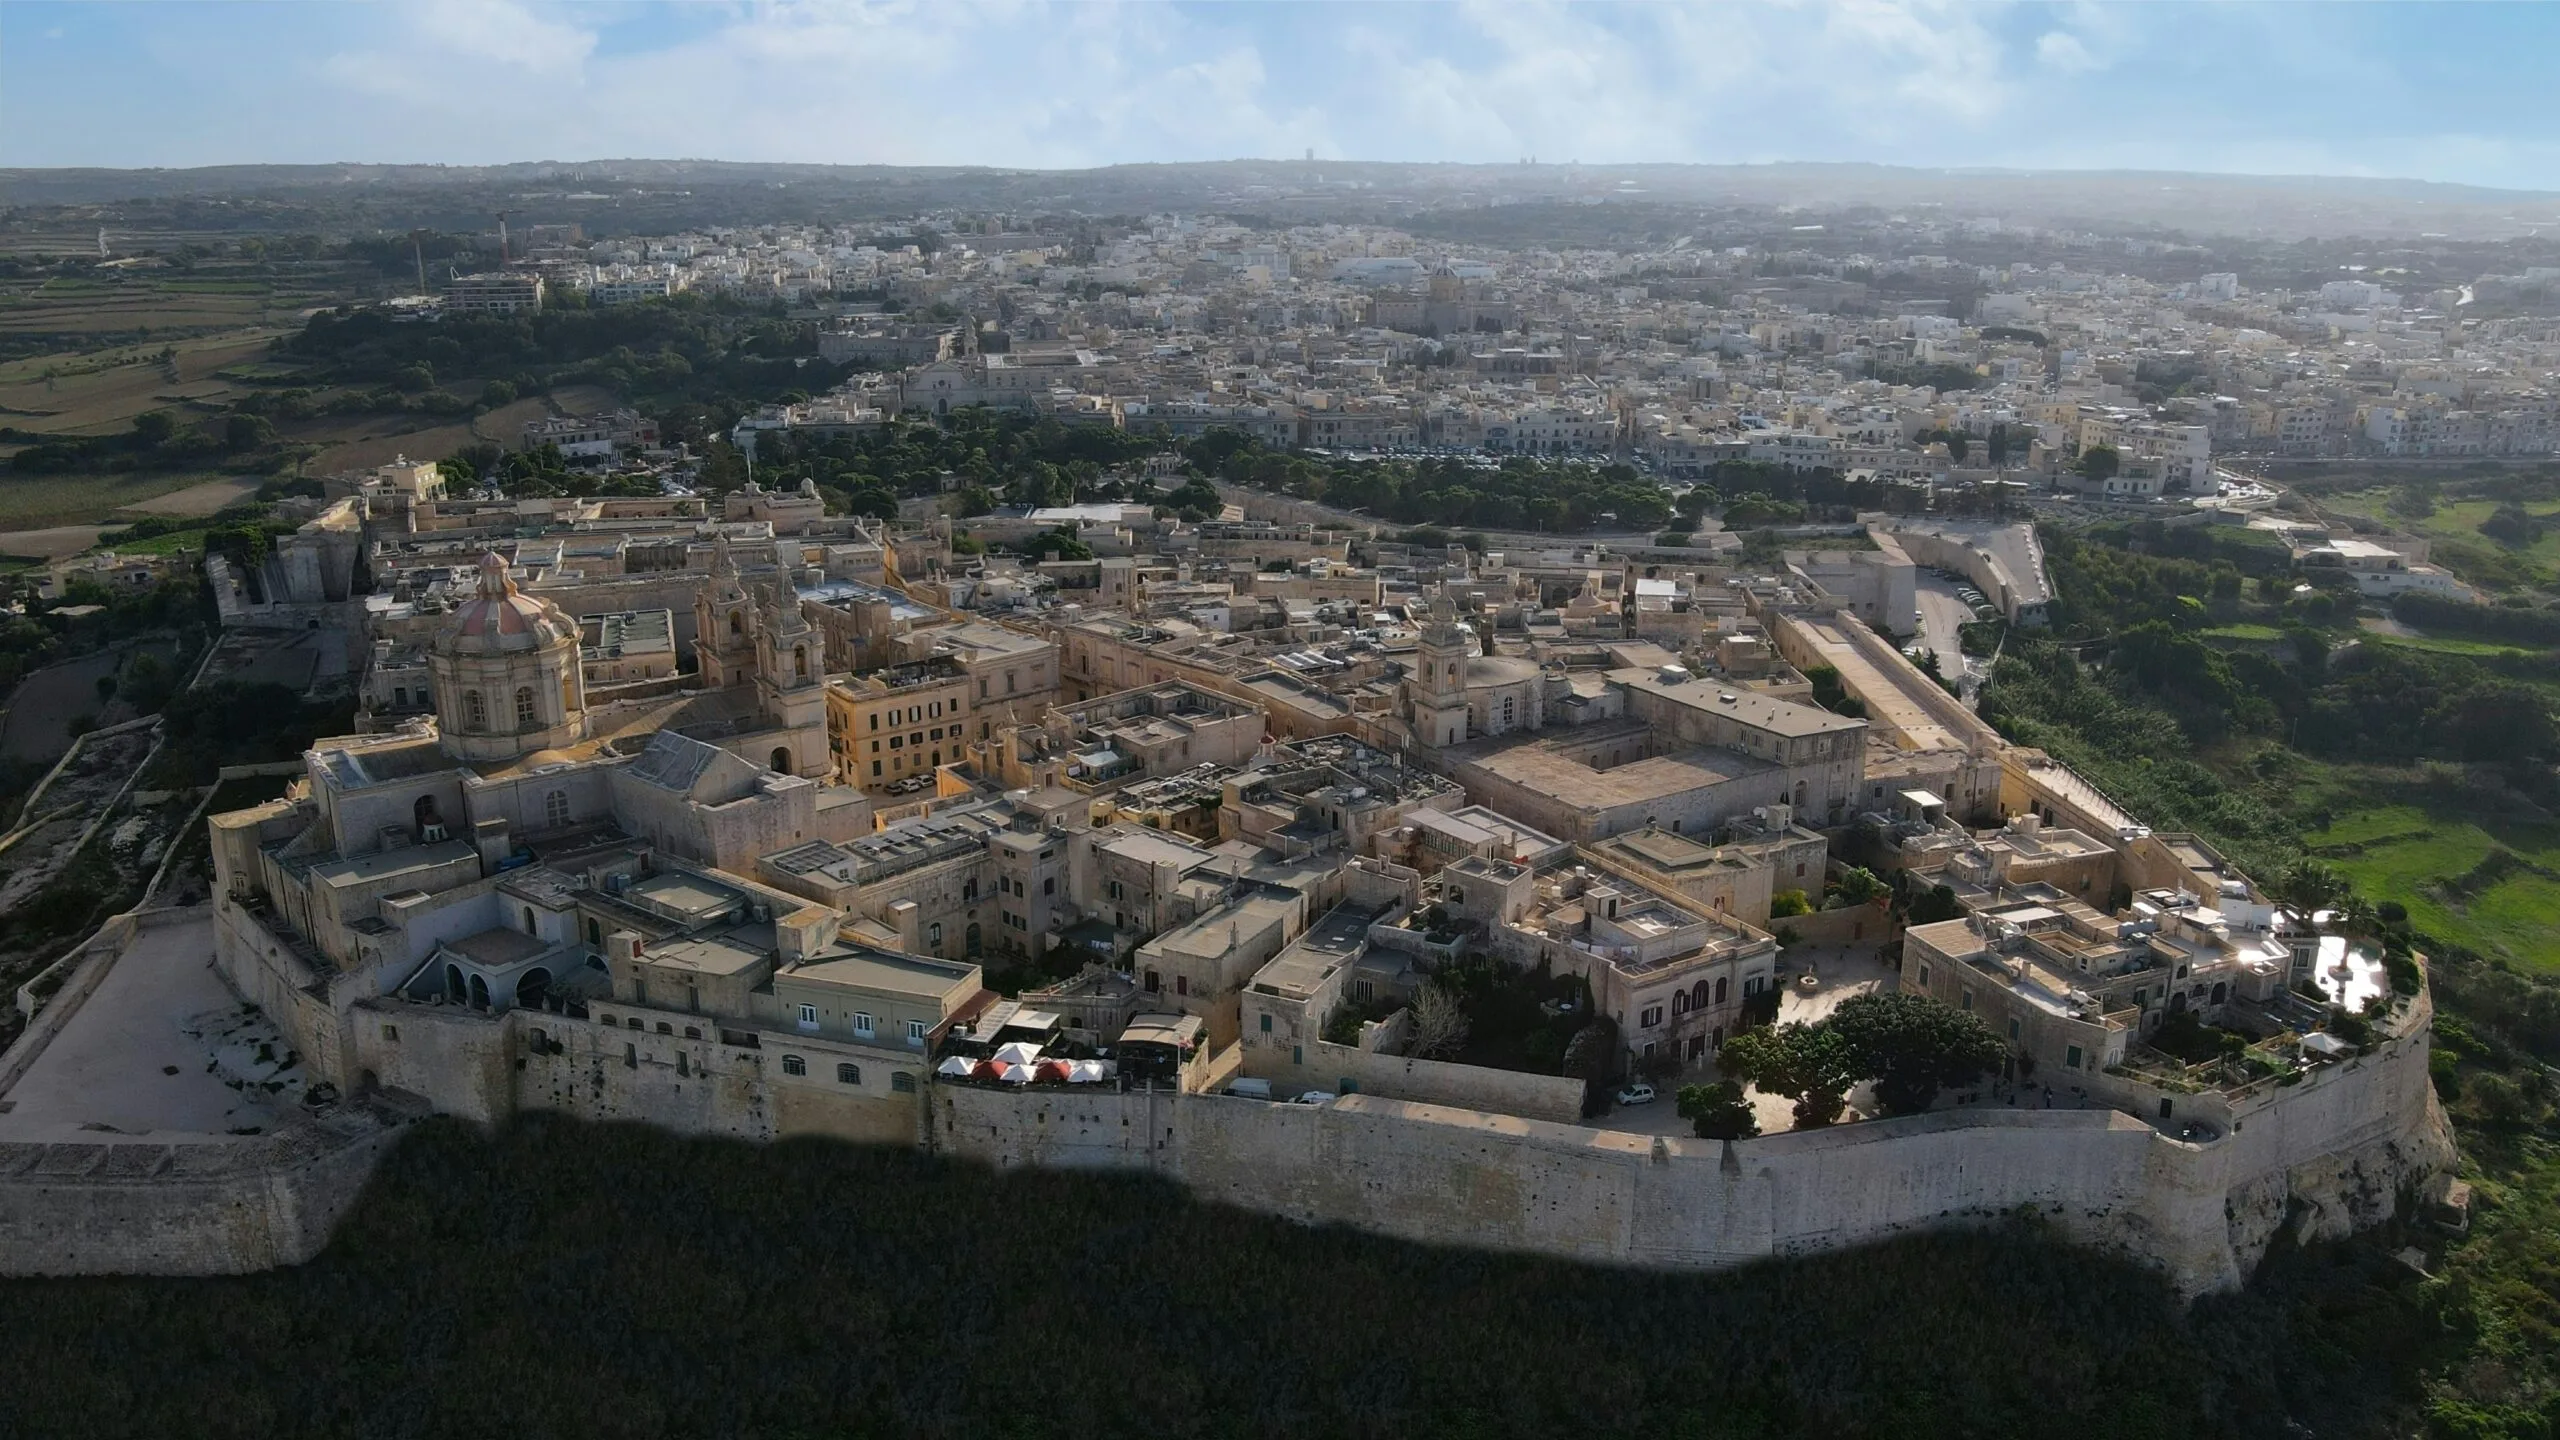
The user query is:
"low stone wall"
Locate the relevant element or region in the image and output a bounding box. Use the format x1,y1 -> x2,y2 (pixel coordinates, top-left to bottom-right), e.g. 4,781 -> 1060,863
1770,901 -> 1888,951
1239,1036 -> 1587,1124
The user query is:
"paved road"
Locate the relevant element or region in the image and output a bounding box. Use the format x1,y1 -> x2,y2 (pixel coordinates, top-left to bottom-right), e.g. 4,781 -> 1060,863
1912,573 -> 1981,697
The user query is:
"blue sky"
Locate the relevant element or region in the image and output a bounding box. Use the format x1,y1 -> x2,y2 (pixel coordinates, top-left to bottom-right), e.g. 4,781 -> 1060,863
5,1 -> 2557,190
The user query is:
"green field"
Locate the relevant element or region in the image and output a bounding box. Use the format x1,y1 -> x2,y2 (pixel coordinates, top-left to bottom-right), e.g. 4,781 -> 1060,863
2327,489 -> 2560,591
2308,802 -> 2560,971
2202,622 -> 2286,642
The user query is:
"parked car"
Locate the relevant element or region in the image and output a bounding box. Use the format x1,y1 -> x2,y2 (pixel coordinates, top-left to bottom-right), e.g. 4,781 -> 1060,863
1291,1091 -> 1332,1106
1614,1083 -> 1658,1107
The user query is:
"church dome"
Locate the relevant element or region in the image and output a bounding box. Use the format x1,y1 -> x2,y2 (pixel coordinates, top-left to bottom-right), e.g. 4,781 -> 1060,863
439,552 -> 577,655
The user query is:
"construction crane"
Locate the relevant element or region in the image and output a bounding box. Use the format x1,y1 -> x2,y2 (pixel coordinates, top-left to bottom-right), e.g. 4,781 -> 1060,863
492,209 -> 520,264
408,228 -> 431,294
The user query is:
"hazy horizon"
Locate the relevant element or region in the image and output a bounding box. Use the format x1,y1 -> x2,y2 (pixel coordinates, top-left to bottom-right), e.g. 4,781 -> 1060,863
7,1 -> 2560,192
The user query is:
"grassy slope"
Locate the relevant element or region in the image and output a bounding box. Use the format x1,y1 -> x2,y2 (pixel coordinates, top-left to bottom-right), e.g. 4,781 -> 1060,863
2307,804 -> 2560,974
0,1115 -> 2426,1440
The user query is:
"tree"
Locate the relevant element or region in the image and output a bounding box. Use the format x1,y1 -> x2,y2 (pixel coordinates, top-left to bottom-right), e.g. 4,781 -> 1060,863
93,675 -> 117,705
1835,867 -> 1887,907
130,409 -> 178,446
1408,983 -> 1470,1060
2075,445 -> 2120,483
1717,1023 -> 1857,1129
1906,883 -> 1962,925
1677,1081 -> 1759,1141
1769,889 -> 1812,918
223,412 -> 275,452
1824,992 -> 2004,1116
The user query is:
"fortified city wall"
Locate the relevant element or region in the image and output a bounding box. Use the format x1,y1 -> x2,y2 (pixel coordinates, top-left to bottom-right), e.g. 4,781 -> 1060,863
0,881 -> 2448,1291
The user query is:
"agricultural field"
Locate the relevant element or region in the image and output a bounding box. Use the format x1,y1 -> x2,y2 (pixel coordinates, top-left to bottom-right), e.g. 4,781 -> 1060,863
0,332 -> 284,437
0,256 -> 356,347
2306,801 -> 2560,973
0,472 -> 248,534
296,393 -> 551,474
2322,487 -> 2560,592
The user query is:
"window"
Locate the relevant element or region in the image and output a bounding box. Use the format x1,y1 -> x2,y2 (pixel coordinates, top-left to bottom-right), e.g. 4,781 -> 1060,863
1144,970 -> 1160,994
928,922 -> 943,949
381,1024 -> 400,1042
1714,977 -> 1728,1005
906,1019 -> 926,1044
837,1063 -> 860,1085
463,689 -> 487,730
656,1022 -> 672,1035
782,1055 -> 807,1077
2008,1018 -> 2022,1040
1260,1014 -> 1273,1033
587,918 -> 601,946
627,1018 -> 643,1031
1176,975 -> 1188,997
684,1027 -> 701,1040
798,1004 -> 818,1028
2065,1045 -> 2083,1070
1043,877 -> 1055,896
1960,989 -> 1974,1012
515,686 -> 538,731
1916,964 -> 1931,987
871,761 -> 881,777
891,1072 -> 917,1093
853,1012 -> 875,1038
870,713 -> 880,732
544,789 -> 570,829
1640,1005 -> 1664,1028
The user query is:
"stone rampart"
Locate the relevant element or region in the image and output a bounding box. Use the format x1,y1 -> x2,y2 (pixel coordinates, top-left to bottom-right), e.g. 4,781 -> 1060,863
929,1011 -> 2448,1297
0,1111 -> 405,1277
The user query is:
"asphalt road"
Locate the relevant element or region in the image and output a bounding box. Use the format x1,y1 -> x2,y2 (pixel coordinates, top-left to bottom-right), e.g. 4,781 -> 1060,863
1911,572 -> 1981,694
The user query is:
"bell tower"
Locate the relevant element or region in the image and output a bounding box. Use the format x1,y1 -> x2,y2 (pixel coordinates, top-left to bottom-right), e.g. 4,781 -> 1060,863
693,533 -> 756,687
1408,593 -> 1472,749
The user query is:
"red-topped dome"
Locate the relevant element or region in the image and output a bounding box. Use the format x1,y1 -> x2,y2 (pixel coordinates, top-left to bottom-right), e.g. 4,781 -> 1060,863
439,551 -> 576,653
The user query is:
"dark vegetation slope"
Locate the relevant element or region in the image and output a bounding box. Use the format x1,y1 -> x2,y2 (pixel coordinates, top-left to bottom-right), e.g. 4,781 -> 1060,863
0,1115 -> 2445,1440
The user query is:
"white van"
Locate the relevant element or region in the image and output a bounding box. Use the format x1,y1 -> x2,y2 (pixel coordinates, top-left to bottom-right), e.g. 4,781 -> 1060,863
1226,1078 -> 1274,1101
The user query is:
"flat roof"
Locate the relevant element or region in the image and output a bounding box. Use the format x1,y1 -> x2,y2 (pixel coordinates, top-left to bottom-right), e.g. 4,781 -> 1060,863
1254,903 -> 1380,999
785,948 -> 978,1002
640,929 -> 772,979
1608,666 -> 1865,738
628,872 -> 744,923
1466,739 -> 1776,810
1597,827 -> 1741,874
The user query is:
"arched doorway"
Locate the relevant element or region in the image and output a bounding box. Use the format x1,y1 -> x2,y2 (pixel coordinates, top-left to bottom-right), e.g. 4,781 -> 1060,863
2209,981 -> 2227,1006
770,746 -> 792,773
468,974 -> 491,1010
965,922 -> 981,955
445,963 -> 464,1002
516,967 -> 552,1011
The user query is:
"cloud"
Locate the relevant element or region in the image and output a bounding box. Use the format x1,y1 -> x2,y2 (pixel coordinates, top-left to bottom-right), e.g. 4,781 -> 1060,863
2036,30 -> 2100,73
